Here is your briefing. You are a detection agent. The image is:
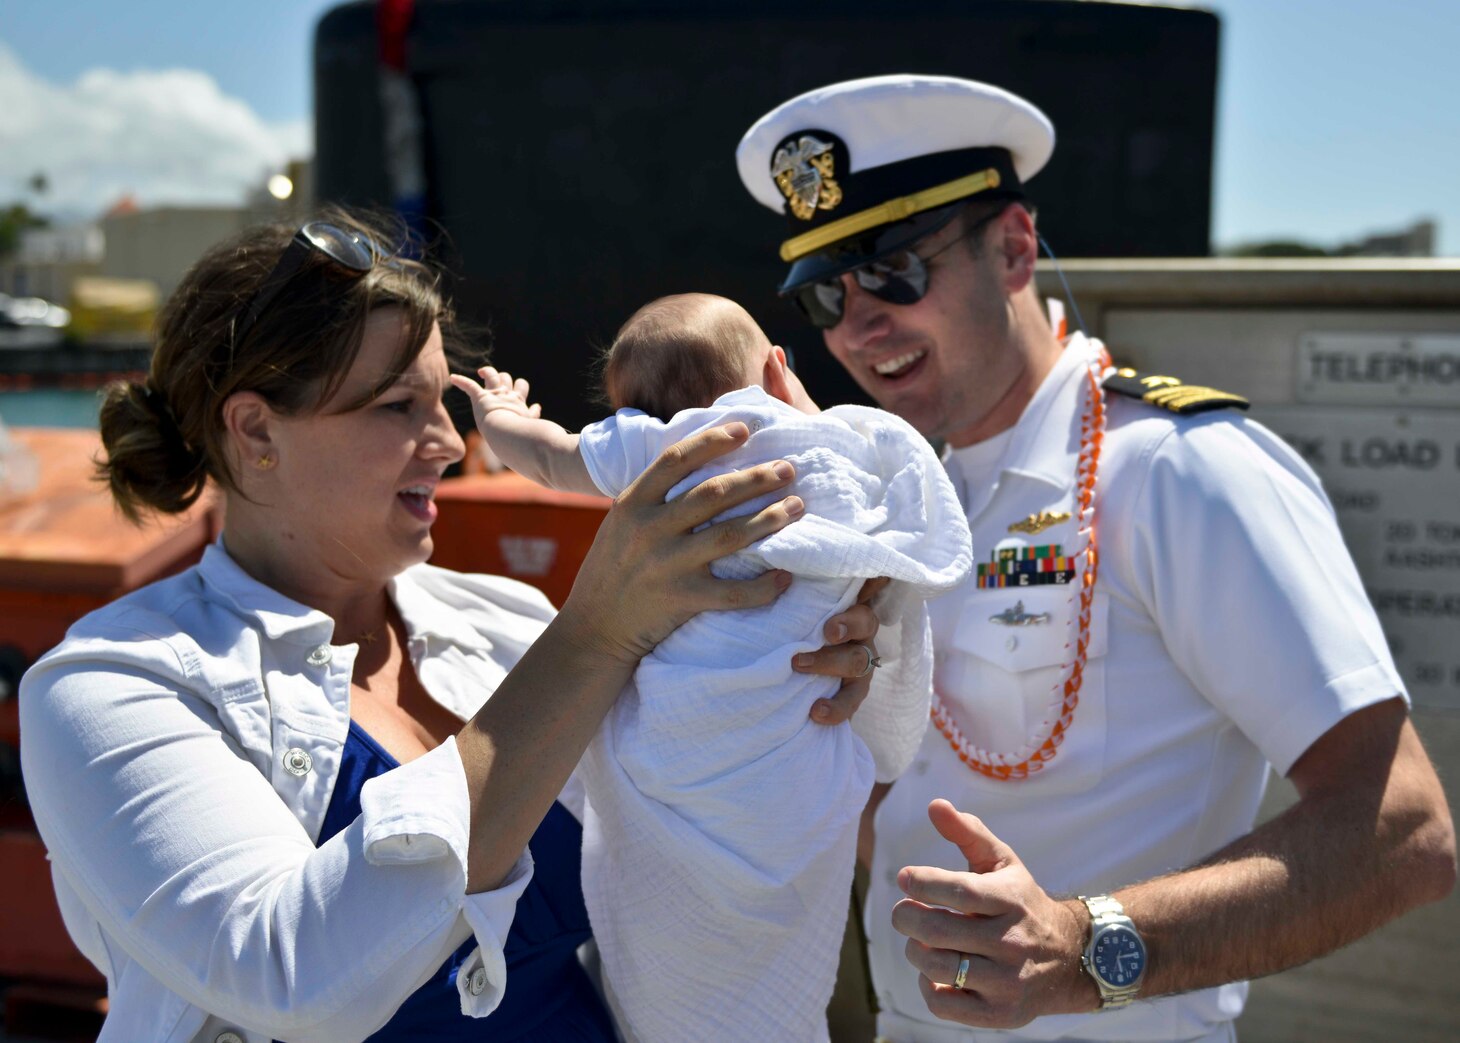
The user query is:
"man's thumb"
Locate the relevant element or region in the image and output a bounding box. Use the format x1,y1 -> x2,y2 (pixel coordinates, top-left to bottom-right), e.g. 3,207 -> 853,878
928,798 -> 1015,874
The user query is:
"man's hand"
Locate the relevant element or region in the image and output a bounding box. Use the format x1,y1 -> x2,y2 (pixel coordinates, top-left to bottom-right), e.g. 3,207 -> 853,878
793,576 -> 889,725
892,799 -> 1096,1029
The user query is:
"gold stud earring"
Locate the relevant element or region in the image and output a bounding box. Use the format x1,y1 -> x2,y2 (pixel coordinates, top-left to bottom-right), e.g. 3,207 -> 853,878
256,454 -> 276,470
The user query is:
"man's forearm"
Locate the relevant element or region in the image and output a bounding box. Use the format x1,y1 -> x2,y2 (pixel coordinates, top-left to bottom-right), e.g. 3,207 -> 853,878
1105,702 -> 1455,998
892,700 -> 1454,1027
859,782 -> 892,871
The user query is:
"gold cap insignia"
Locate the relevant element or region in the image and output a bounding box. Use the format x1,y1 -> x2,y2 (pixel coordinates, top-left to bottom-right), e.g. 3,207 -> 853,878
771,134 -> 843,221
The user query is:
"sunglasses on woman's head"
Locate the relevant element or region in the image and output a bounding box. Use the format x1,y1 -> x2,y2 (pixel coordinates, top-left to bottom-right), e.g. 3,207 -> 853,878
230,221 -> 381,349
792,209 -> 1000,330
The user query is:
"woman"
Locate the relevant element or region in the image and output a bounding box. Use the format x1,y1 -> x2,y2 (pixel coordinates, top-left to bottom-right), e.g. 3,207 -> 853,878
18,211 -> 880,1042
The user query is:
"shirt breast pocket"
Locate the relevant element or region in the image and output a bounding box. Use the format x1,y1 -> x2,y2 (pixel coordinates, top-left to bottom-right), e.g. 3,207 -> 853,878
940,586 -> 1110,795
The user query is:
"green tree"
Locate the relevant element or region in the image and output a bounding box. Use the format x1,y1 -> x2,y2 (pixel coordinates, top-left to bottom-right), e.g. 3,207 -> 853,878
1223,239 -> 1330,258
0,204 -> 50,259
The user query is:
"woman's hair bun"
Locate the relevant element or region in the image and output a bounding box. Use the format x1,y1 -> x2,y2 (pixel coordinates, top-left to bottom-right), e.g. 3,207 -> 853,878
96,380 -> 208,521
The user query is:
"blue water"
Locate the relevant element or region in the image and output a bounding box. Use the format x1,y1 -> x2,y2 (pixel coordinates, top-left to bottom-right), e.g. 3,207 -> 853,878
0,389 -> 103,428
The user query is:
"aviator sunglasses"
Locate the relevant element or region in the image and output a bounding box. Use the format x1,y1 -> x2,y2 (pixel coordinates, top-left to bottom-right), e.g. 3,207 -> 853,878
792,209 -> 1002,330
230,221 -> 380,348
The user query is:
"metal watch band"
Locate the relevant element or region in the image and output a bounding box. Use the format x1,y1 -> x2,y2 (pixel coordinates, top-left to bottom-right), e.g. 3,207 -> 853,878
1083,894 -> 1125,920
1079,894 -> 1143,1010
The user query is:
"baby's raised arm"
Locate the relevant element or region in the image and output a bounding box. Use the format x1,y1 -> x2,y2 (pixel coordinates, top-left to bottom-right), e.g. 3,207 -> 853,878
450,367 -> 600,495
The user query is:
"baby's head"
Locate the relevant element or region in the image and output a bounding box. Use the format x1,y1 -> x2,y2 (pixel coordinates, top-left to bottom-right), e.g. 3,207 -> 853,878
602,293 -> 790,419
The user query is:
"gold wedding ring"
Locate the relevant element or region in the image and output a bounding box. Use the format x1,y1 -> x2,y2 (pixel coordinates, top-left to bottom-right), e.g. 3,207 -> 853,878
953,953 -> 971,990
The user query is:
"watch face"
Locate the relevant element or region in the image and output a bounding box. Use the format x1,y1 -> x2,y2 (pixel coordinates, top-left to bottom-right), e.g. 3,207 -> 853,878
1091,925 -> 1146,989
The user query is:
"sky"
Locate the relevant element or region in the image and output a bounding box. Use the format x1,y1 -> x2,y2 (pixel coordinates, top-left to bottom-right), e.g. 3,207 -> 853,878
1,0 -> 1457,254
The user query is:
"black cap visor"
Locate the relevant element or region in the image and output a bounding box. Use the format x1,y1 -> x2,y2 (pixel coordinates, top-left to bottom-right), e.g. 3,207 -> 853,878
777,202 -> 969,296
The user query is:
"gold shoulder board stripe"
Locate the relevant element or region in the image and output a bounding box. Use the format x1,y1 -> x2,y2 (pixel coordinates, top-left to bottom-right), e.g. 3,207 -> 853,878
1102,368 -> 1250,415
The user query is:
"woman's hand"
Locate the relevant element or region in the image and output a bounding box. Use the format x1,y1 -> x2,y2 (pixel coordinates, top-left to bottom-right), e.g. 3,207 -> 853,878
795,576 -> 890,725
558,422 -> 801,665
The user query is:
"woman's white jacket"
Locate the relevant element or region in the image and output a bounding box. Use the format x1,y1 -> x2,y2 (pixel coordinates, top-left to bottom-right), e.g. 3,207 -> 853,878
19,542 -> 556,1042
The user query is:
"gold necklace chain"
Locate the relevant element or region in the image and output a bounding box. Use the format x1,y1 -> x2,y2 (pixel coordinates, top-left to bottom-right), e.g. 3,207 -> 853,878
930,344 -> 1110,781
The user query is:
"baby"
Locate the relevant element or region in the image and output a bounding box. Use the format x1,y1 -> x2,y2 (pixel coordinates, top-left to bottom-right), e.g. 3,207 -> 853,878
453,294 -> 972,1043
457,293 -> 820,495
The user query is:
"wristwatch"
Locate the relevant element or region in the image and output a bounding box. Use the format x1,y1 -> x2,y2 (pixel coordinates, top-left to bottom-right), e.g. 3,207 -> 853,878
1079,894 -> 1147,1010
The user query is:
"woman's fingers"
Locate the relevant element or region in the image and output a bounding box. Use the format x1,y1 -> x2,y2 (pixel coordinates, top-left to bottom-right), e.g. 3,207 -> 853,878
616,424 -> 799,546
668,459 -> 797,536
684,492 -> 803,565
685,568 -> 794,613
620,424 -> 803,555
623,423 -> 760,507
561,425 -> 801,661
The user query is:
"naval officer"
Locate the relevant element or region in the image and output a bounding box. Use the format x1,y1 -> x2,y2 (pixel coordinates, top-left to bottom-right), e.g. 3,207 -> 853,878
737,75 -> 1455,1042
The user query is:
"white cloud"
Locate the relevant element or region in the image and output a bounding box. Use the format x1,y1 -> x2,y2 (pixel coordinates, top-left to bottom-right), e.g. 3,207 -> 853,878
0,41 -> 311,219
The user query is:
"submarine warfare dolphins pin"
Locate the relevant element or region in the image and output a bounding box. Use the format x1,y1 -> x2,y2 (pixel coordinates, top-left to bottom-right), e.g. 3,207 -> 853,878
989,601 -> 1051,626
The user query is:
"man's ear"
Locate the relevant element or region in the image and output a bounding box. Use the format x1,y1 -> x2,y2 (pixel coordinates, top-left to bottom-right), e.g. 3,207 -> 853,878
995,204 -> 1039,294
220,391 -> 279,474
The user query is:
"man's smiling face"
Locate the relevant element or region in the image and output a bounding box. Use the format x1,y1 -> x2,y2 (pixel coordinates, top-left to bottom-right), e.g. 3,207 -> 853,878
820,206 -> 1032,448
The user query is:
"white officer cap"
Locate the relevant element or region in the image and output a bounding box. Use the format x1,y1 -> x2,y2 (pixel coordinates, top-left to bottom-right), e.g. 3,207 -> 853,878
736,74 -> 1055,293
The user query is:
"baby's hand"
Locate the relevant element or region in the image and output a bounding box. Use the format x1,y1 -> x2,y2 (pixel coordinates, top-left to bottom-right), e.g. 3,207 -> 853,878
450,366 -> 544,429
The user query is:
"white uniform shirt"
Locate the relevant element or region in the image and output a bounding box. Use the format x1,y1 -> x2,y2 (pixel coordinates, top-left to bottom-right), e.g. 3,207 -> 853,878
868,335 -> 1406,1043
19,543 -> 557,1043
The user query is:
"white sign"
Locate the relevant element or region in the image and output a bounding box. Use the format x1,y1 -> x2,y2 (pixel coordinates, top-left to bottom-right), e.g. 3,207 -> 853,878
1297,333 -> 1460,406
498,535 -> 557,577
1257,406 -> 1460,711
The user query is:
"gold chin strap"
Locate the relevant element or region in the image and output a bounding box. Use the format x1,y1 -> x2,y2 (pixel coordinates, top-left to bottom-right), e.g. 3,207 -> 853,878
779,167 -> 1002,262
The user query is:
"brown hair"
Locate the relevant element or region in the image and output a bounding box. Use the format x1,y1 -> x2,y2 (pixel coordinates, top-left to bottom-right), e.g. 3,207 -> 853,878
98,206 -> 463,520
601,294 -> 765,420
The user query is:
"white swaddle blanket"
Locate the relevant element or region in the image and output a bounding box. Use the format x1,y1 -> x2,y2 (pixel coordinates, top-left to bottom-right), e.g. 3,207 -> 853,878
575,386 -> 972,1042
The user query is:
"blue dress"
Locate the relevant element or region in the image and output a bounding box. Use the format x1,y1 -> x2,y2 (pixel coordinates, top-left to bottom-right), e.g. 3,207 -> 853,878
304,720 -> 618,1041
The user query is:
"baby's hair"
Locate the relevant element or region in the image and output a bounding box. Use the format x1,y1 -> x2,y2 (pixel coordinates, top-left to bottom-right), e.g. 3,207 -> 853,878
601,294 -> 765,420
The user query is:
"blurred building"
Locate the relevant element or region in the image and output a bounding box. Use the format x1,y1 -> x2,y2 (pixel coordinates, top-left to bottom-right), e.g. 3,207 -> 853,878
1333,218 -> 1436,258
0,223 -> 103,302
0,160 -> 314,328
98,204 -> 275,301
